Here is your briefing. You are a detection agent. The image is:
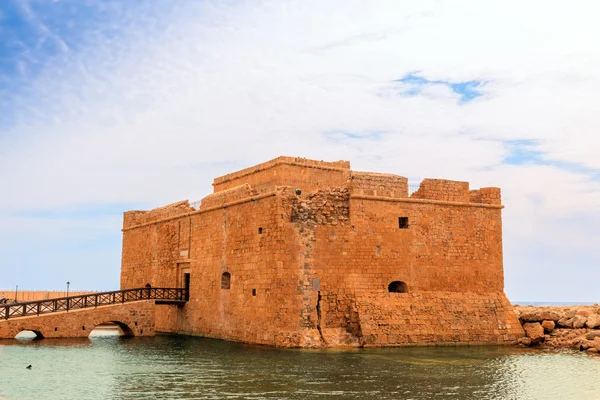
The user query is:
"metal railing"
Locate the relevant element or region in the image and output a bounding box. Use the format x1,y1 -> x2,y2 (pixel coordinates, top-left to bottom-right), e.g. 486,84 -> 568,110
1,287 -> 187,321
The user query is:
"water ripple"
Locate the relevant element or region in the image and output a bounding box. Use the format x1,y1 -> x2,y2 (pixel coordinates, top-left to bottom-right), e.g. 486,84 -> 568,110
0,336 -> 599,399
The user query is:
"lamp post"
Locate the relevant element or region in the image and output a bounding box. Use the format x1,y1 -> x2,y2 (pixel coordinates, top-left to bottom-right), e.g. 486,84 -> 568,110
14,285 -> 18,303
66,281 -> 70,311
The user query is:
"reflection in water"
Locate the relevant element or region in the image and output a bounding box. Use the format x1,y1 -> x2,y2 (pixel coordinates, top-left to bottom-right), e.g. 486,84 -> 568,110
0,335 -> 599,400
14,330 -> 40,340
89,323 -> 125,338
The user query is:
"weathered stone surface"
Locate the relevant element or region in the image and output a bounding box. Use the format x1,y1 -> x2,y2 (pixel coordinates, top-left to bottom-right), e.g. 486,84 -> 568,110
572,315 -> 588,329
576,309 -> 592,317
518,337 -> 532,346
594,337 -> 600,352
541,320 -> 555,333
585,313 -> 600,329
557,317 -> 573,328
519,312 -> 542,323
523,322 -> 545,345
586,331 -> 600,341
520,311 -> 560,323
118,156 -> 523,348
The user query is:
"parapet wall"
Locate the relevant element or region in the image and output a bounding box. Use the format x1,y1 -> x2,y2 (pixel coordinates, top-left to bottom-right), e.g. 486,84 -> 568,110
212,156 -> 351,194
123,200 -> 196,229
469,187 -> 502,205
411,178 -> 470,203
199,184 -> 258,210
410,179 -> 502,205
349,171 -> 409,198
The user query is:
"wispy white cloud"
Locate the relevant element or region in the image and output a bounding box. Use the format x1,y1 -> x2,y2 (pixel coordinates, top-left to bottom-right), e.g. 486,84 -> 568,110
1,0 -> 599,299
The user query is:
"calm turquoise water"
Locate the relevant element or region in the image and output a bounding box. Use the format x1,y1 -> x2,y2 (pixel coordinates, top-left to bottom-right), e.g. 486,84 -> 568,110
1,334 -> 600,400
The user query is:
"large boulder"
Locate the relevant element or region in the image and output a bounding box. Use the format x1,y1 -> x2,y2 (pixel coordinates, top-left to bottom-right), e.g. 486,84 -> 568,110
594,337 -> 600,352
539,311 -> 560,322
557,318 -> 573,328
520,311 -> 542,323
572,315 -> 588,329
576,309 -> 592,317
585,314 -> 600,329
523,322 -> 545,345
541,320 -> 556,333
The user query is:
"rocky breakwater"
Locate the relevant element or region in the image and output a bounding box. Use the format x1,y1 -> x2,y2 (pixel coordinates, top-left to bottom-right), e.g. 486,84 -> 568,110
513,305 -> 600,353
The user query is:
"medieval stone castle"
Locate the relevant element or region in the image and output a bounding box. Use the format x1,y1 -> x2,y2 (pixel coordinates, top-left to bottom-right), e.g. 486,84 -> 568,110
120,156 -> 523,347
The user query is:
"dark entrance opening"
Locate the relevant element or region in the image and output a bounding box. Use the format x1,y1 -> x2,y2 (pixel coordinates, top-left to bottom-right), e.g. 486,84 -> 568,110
221,272 -> 231,290
184,272 -> 190,301
388,281 -> 408,293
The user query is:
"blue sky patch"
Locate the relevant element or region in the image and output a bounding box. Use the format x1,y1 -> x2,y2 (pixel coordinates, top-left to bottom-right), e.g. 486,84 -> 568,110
323,130 -> 384,141
395,73 -> 484,103
502,139 -> 600,180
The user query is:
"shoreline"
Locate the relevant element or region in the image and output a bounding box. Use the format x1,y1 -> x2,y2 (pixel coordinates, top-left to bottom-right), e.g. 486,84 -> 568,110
513,304 -> 600,354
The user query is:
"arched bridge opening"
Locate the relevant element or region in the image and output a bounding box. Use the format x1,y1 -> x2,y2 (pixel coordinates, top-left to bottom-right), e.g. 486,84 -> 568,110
89,321 -> 134,339
15,329 -> 44,340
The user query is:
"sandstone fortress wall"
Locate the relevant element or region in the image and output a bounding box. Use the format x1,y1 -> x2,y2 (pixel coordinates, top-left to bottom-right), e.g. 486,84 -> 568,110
120,156 -> 523,347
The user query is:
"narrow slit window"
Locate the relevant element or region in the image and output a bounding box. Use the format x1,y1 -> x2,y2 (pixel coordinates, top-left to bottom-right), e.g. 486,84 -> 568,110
398,217 -> 409,229
252,288 -> 257,296
258,227 -> 263,234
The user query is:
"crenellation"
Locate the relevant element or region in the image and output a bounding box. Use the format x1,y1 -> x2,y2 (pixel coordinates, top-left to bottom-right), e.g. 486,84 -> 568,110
411,178 -> 470,203
349,171 -> 409,198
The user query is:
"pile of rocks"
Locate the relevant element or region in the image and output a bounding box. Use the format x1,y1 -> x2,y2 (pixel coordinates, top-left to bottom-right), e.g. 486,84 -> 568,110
513,305 -> 600,353
290,188 -> 350,226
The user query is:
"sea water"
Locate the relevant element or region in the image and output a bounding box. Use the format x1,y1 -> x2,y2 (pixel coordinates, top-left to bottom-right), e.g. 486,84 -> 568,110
1,334 -> 599,400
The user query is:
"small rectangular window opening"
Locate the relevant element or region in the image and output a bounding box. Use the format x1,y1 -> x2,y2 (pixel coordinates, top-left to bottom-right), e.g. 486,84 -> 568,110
252,288 -> 257,296
258,227 -> 263,234
398,217 -> 409,229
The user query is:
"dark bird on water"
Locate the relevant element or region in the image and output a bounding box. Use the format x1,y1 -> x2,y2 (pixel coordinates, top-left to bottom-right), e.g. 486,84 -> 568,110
26,365 -> 32,369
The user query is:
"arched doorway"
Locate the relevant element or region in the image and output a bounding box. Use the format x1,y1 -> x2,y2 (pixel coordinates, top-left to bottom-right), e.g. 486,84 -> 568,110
89,321 -> 134,338
221,272 -> 231,289
14,330 -> 44,340
388,281 -> 408,293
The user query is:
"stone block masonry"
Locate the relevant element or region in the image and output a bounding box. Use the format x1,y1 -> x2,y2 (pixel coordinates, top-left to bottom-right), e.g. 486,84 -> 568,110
0,301 -> 155,340
120,156 -> 524,348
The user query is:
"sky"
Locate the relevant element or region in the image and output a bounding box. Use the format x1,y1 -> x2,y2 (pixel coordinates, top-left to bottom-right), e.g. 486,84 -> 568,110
0,0 -> 599,302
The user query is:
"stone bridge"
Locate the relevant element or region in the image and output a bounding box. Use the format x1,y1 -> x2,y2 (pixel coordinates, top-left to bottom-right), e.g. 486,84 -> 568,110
0,300 -> 155,339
